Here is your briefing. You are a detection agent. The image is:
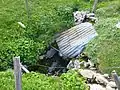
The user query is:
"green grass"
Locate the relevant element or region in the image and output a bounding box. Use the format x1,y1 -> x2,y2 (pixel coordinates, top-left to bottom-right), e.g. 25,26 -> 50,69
85,0 -> 120,74
0,70 -> 88,90
1,0 -> 120,75
1,0 -> 120,89
0,0 -> 91,70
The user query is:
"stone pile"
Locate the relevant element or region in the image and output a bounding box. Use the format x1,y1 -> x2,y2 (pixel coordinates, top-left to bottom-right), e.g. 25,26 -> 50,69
67,59 -> 118,90
79,69 -> 118,90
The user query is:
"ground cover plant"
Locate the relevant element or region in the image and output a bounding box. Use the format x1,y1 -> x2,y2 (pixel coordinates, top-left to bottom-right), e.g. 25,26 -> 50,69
85,0 -> 120,74
0,0 -> 91,71
1,0 -> 120,89
0,70 -> 88,90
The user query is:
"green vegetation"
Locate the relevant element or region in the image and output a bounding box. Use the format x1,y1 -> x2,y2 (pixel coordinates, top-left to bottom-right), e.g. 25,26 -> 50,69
85,0 -> 120,74
0,0 -> 91,70
0,70 -> 88,90
1,0 -> 120,89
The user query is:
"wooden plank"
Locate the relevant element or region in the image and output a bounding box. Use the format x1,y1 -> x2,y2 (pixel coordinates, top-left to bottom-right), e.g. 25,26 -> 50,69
112,70 -> 120,90
25,0 -> 30,20
13,56 -> 22,90
20,63 -> 30,73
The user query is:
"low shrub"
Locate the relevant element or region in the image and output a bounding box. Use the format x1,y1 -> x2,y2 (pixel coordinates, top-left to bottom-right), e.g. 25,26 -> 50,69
85,0 -> 120,74
0,0 -> 91,71
0,70 -> 88,90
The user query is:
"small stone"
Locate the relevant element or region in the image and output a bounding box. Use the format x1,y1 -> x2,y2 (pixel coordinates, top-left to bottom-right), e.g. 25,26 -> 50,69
86,13 -> 95,18
84,61 -> 90,68
116,22 -> 120,29
83,60 -> 94,68
95,73 -> 109,85
90,67 -> 97,70
73,11 -> 87,25
88,84 -> 106,90
18,22 -> 26,28
74,60 -> 81,69
103,74 -> 109,78
88,60 -> 94,67
39,55 -> 45,59
107,81 -> 117,88
67,60 -> 80,69
79,69 -> 96,78
106,85 -> 116,90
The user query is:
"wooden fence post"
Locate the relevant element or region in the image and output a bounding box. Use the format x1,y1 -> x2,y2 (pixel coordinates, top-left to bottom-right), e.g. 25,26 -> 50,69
92,0 -> 98,13
25,0 -> 30,20
13,56 -> 22,90
112,70 -> 120,90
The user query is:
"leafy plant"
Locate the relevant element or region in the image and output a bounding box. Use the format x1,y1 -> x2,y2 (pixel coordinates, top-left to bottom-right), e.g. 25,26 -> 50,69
0,0 -> 91,71
0,70 -> 88,90
85,0 -> 120,74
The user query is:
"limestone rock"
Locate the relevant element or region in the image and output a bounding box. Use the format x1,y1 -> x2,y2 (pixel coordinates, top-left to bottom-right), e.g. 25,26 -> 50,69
95,73 -> 109,85
73,11 -> 87,25
107,81 -> 117,88
103,74 -> 109,78
80,69 -> 96,78
84,60 -> 94,68
67,60 -> 80,69
106,85 -> 116,90
88,84 -> 106,90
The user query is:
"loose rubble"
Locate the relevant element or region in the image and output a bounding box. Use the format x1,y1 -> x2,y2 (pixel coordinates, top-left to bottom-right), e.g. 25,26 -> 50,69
73,59 -> 119,90
66,52 -> 118,90
73,10 -> 97,25
67,60 -> 81,70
